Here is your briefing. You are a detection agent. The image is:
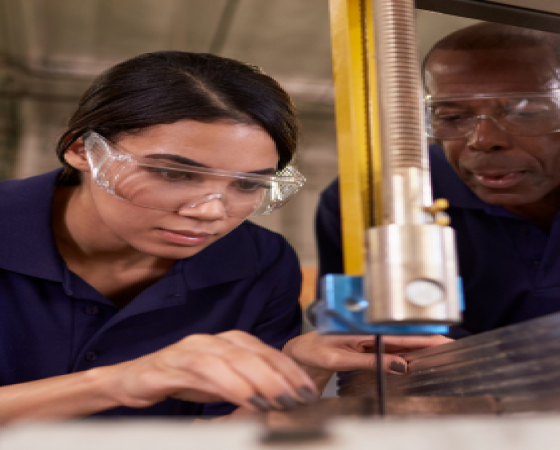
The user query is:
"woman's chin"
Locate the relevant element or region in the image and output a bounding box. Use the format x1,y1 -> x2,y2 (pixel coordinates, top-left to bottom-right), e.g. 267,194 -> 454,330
130,240 -> 215,260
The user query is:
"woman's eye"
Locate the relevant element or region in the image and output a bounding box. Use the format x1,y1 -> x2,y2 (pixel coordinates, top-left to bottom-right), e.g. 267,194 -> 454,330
234,179 -> 269,192
162,170 -> 190,181
147,168 -> 192,181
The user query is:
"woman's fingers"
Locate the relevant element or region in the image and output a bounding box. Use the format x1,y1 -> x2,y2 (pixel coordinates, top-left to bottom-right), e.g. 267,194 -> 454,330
283,331 -> 452,378
200,345 -> 301,410
383,354 -> 409,374
290,347 -> 408,375
117,331 -> 451,412
171,352 -> 279,411
381,334 -> 453,353
133,331 -> 319,412
218,331 -> 319,401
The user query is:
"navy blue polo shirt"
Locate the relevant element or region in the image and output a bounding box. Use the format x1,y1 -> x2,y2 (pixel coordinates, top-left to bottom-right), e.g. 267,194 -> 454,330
0,169 -> 302,417
316,144 -> 560,338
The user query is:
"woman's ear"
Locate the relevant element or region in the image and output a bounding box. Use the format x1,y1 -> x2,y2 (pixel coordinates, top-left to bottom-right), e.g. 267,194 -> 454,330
64,138 -> 91,172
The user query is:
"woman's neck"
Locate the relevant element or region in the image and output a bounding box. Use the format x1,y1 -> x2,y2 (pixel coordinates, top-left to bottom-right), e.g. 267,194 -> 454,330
53,184 -> 164,266
51,184 -> 175,308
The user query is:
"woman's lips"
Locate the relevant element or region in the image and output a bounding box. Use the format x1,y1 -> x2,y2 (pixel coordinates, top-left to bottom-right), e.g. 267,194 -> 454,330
157,228 -> 213,246
472,171 -> 525,189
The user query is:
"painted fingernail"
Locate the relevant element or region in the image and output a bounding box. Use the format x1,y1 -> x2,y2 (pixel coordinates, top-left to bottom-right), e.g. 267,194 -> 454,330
249,395 -> 273,412
275,393 -> 299,410
297,386 -> 319,403
389,361 -> 407,374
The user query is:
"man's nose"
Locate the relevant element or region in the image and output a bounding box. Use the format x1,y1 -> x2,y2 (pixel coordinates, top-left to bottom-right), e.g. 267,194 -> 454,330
177,194 -> 228,220
465,116 -> 512,152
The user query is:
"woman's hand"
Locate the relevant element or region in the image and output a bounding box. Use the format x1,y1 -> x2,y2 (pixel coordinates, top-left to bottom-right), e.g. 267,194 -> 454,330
106,330 -> 320,412
282,332 -> 452,390
0,331 -> 320,425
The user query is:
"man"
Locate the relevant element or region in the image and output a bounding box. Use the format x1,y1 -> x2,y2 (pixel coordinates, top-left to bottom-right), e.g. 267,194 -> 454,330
316,22 -> 560,338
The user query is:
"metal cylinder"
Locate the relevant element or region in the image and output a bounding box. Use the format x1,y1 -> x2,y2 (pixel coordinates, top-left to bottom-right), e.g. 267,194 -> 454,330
364,224 -> 461,325
361,0 -> 461,325
373,0 -> 431,225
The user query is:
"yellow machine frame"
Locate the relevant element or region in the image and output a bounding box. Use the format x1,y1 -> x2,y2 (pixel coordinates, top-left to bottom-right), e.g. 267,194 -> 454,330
329,0 -> 384,275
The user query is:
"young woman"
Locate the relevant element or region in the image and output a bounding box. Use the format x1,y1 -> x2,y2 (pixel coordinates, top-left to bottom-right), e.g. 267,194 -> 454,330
0,51 -> 449,424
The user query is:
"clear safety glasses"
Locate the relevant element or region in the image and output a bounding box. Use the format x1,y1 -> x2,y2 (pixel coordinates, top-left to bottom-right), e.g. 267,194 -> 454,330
425,91 -> 560,139
82,131 -> 305,218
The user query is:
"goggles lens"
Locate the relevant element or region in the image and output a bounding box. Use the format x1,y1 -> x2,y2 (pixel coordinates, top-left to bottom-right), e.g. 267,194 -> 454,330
83,132 -> 305,218
425,92 -> 560,139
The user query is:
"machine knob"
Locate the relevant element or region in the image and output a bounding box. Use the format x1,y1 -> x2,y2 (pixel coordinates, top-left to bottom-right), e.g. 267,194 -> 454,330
405,279 -> 444,307
424,198 -> 449,215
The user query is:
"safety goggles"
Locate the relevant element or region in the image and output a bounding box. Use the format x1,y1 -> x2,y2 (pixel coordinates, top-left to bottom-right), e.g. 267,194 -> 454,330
425,91 -> 560,139
82,131 -> 305,218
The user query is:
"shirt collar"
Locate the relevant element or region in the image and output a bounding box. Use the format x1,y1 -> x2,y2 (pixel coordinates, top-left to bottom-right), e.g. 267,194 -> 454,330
0,168 -> 260,287
0,169 -> 66,281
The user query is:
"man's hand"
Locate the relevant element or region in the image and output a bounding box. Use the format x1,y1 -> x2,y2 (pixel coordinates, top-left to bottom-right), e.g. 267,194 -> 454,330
282,332 -> 452,390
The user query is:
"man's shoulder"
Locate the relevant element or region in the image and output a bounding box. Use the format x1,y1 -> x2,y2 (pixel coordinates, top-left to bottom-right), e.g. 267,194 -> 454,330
429,144 -> 459,186
318,144 -> 451,202
317,144 -> 480,210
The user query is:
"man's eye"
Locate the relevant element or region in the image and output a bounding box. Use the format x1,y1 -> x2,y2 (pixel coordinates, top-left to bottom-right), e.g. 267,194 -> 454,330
433,111 -> 471,123
506,105 -> 550,117
505,106 -> 552,121
505,99 -> 553,115
509,110 -> 546,118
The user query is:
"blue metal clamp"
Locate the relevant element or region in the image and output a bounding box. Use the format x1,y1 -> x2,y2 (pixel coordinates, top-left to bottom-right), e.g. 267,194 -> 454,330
316,274 -> 464,335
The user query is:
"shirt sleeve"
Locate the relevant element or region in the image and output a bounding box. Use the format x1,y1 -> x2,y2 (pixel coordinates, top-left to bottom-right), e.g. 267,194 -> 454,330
248,259 -> 302,350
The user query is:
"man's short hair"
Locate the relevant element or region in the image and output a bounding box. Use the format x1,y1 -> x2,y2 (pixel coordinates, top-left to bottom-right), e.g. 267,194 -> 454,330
422,22 -> 560,92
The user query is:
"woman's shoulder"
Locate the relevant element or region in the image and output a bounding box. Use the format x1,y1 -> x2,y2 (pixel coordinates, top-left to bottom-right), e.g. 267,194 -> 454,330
241,220 -> 293,247
0,170 -> 65,281
237,221 -> 299,267
184,220 -> 300,291
0,170 -> 61,203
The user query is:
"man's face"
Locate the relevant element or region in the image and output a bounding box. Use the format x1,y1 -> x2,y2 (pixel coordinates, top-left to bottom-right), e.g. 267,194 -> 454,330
425,47 -> 560,208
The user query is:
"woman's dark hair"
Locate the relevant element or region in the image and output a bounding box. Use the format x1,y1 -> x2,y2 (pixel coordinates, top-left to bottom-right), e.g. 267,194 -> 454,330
56,51 -> 299,185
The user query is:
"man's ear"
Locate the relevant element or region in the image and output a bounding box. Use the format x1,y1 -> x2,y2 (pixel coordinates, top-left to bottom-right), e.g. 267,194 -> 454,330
64,138 -> 91,172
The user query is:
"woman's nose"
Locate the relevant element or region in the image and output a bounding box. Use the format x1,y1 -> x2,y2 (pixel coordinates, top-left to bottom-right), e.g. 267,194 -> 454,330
177,194 -> 228,220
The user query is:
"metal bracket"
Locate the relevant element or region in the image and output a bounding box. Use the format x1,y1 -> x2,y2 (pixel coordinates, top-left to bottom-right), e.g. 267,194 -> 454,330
316,274 -> 464,335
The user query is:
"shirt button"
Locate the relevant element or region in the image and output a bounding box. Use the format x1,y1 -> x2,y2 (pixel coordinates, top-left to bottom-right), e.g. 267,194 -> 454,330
533,260 -> 541,267
83,305 -> 100,315
85,352 -> 98,362
519,228 -> 530,236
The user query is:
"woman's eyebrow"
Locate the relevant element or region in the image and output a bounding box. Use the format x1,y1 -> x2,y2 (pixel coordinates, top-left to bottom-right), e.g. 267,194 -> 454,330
146,154 -> 206,167
252,168 -> 277,175
145,154 -> 277,175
